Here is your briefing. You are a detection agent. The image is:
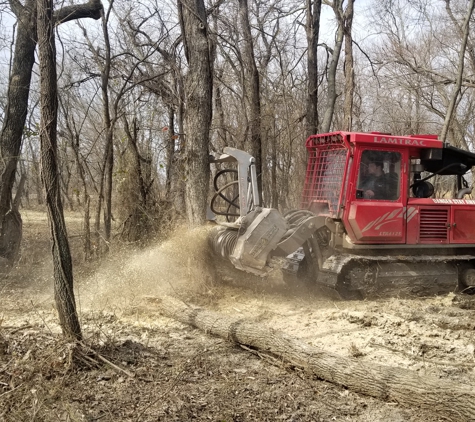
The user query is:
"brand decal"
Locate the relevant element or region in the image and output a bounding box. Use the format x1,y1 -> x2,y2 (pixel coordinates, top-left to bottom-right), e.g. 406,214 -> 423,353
374,136 -> 425,147
362,207 -> 417,233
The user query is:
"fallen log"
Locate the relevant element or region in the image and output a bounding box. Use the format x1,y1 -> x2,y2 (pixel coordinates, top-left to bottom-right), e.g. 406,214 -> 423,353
154,295 -> 475,422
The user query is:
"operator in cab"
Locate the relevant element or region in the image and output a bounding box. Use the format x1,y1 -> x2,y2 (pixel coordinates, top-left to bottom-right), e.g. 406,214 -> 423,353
358,155 -> 399,200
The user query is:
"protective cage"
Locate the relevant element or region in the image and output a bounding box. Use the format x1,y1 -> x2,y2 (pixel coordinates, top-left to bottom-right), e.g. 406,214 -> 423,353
301,133 -> 350,218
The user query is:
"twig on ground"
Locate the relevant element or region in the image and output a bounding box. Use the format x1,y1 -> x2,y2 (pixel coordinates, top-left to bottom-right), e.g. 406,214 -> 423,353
239,344 -> 290,370
3,325 -> 34,335
0,383 -> 24,399
79,342 -> 135,378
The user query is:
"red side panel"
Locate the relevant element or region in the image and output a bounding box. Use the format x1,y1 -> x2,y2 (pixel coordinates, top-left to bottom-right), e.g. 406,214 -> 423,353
347,202 -> 406,243
406,199 -> 475,245
451,206 -> 475,243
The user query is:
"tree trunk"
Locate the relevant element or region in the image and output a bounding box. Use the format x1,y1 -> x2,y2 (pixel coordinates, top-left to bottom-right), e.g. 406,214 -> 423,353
270,125 -> 278,209
165,107 -> 176,201
342,0 -> 355,132
0,0 -> 37,261
167,75 -> 187,217
26,139 -> 43,205
121,116 -> 153,242
63,111 -> 92,260
305,0 -> 322,137
214,70 -> 228,149
238,0 -> 262,204
94,178 -> 103,258
178,0 -> 213,226
37,0 -> 82,341
155,295 -> 475,422
84,196 -> 91,261
0,210 -> 22,262
12,173 -> 26,212
321,0 -> 345,133
102,128 -> 113,245
100,5 -> 113,246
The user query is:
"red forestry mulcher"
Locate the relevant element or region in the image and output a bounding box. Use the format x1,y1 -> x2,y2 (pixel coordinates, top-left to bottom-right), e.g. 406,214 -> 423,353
208,131 -> 475,298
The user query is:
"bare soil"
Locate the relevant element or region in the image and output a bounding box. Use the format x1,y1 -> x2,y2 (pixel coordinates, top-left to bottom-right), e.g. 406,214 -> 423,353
1,210 -> 475,421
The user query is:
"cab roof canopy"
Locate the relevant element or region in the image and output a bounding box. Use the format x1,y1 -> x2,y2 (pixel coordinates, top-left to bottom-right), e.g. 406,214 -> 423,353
422,144 -> 475,175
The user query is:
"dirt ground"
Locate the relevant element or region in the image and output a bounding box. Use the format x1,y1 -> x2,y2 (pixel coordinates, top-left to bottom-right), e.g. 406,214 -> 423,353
1,210 -> 475,421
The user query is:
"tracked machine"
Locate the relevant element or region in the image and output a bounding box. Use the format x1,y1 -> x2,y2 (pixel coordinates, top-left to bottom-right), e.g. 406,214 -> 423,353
209,132 -> 475,298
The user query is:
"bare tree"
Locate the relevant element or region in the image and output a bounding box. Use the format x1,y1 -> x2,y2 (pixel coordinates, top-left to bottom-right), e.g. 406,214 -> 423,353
37,0 -> 82,341
321,0 -> 354,133
0,0 -> 103,263
0,0 -> 36,262
320,0 -> 343,132
178,0 -> 213,225
238,0 -> 262,200
305,0 -> 322,137
120,115 -> 155,242
58,95 -> 94,260
80,0 -> 150,249
117,7 -> 186,214
369,0 -> 475,145
440,0 -> 475,142
341,0 -> 355,131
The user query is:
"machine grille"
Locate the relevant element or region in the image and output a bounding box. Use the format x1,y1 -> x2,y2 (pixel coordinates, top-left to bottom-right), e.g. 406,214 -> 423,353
419,208 -> 448,241
302,134 -> 349,217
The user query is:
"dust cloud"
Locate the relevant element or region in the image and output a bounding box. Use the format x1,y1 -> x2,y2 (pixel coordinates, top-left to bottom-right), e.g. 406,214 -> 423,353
76,225 -> 216,313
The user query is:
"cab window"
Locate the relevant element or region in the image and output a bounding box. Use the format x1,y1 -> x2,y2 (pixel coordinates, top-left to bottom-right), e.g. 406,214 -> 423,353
356,150 -> 401,200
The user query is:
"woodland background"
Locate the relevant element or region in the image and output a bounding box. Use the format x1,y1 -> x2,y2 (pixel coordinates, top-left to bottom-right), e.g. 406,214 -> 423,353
1,0 -> 475,337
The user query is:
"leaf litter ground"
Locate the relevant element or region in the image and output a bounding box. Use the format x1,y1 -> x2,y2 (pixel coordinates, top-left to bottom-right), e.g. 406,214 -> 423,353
1,210 -> 475,421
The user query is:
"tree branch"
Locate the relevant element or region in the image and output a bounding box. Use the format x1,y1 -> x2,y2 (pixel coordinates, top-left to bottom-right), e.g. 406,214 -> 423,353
54,0 -> 103,25
8,0 -> 24,17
